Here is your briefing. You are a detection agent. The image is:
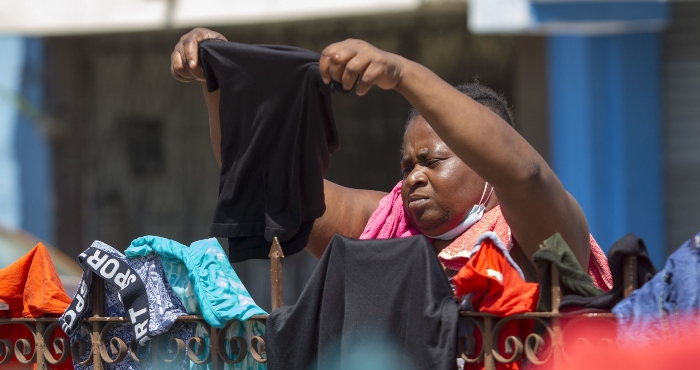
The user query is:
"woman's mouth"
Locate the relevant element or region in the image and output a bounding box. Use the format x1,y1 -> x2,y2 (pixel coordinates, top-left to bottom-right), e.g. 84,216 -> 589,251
407,195 -> 430,209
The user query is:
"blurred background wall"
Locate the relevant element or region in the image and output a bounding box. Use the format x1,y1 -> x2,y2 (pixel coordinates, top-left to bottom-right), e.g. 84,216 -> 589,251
0,0 -> 699,310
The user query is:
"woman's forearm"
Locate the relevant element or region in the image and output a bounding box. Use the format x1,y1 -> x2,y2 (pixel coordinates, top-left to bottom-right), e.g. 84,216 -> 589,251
201,82 -> 222,168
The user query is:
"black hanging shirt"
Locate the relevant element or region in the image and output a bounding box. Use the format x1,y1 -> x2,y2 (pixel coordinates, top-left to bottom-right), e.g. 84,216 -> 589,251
199,40 -> 342,262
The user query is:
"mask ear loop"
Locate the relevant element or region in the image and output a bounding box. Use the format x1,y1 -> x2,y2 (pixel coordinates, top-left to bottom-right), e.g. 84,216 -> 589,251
479,182 -> 494,207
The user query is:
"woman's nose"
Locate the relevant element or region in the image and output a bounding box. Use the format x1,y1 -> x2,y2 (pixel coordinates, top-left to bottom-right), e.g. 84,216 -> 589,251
405,167 -> 428,188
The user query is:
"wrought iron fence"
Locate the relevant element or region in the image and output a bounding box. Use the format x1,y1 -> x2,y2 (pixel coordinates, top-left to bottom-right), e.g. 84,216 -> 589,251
0,243 -> 637,370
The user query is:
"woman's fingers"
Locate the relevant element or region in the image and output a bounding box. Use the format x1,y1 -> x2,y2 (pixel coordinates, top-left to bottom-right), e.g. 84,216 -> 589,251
171,28 -> 227,83
342,55 -> 371,91
320,40 -> 361,86
182,37 -> 200,70
319,54 -> 332,85
355,62 -> 384,96
319,39 -> 404,95
327,58 -> 346,88
328,48 -> 358,87
171,49 -> 195,82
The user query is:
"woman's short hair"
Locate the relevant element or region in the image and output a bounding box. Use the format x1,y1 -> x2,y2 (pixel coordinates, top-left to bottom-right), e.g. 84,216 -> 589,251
405,81 -> 515,129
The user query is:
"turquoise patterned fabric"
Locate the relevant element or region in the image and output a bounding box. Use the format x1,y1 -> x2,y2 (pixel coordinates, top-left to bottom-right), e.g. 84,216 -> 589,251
125,236 -> 266,327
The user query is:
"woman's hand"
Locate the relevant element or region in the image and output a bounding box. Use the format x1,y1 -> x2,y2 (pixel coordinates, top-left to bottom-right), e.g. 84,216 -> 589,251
170,28 -> 227,82
319,39 -> 406,96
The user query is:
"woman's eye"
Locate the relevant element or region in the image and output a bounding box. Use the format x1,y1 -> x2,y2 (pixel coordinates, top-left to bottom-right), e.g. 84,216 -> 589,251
426,159 -> 441,168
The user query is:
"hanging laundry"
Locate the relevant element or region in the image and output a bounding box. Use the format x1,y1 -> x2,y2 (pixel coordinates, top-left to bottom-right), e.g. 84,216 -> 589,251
534,233 -> 604,312
0,243 -> 71,318
0,243 -> 73,370
59,241 -> 193,369
199,40 -> 346,262
125,236 -> 266,326
265,235 -> 459,370
452,232 -> 539,370
126,236 -> 267,370
453,232 -> 539,315
613,231 -> 700,347
69,282 -> 194,370
560,233 -> 657,312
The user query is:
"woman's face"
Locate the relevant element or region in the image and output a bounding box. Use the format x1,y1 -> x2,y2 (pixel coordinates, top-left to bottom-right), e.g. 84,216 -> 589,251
400,116 -> 486,237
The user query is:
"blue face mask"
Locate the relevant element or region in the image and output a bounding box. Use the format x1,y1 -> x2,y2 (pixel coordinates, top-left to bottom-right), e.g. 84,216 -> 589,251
428,182 -> 493,241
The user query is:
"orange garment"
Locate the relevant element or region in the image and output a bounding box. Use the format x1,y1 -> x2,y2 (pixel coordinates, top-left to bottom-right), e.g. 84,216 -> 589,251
453,232 -> 539,370
0,243 -> 73,369
0,243 -> 72,318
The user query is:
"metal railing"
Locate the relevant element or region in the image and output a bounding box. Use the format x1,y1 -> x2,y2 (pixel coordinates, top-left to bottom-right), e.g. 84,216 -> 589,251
0,242 -> 635,370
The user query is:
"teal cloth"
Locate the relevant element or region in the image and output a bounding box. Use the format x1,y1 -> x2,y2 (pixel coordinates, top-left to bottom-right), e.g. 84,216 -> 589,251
125,236 -> 266,327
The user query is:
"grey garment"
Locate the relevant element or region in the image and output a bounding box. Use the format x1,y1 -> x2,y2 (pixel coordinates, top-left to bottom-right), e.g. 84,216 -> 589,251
65,241 -> 192,369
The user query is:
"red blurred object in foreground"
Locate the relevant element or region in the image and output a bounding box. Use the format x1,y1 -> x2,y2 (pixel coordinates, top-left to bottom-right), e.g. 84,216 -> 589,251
563,314 -> 700,370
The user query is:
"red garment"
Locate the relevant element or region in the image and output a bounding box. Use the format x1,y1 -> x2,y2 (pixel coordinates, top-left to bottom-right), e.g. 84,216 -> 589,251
0,243 -> 73,369
439,206 -> 613,291
453,233 -> 539,370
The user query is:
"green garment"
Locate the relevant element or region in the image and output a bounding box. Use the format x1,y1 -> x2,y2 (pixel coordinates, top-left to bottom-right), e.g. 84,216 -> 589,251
534,233 -> 603,312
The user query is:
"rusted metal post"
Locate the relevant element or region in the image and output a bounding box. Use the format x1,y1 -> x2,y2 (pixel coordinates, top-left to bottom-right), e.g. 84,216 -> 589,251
550,265 -> 561,315
35,321 -> 46,370
210,327 -> 221,370
269,237 -> 284,310
483,316 -> 495,370
91,274 -> 105,370
623,255 -> 638,298
550,264 -> 563,368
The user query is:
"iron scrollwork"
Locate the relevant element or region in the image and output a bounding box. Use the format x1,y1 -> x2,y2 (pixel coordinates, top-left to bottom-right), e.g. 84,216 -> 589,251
41,321 -> 71,365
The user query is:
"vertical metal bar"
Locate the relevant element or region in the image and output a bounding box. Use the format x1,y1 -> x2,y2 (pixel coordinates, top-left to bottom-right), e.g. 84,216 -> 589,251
151,336 -> 159,368
550,264 -> 563,368
550,264 -> 560,315
269,237 -> 285,310
623,255 -> 638,298
91,274 -> 105,370
35,321 -> 46,370
552,316 -> 563,368
210,327 -> 221,370
483,316 -> 495,370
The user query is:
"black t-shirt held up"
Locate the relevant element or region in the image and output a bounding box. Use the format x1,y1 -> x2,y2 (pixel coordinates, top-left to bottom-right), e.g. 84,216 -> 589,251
199,40 -> 342,262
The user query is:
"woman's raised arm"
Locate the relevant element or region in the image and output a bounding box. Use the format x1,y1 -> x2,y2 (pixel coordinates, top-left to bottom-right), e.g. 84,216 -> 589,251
319,39 -> 591,268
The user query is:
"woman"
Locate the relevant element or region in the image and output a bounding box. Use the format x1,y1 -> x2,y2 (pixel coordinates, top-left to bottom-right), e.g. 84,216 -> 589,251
170,28 -> 611,287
